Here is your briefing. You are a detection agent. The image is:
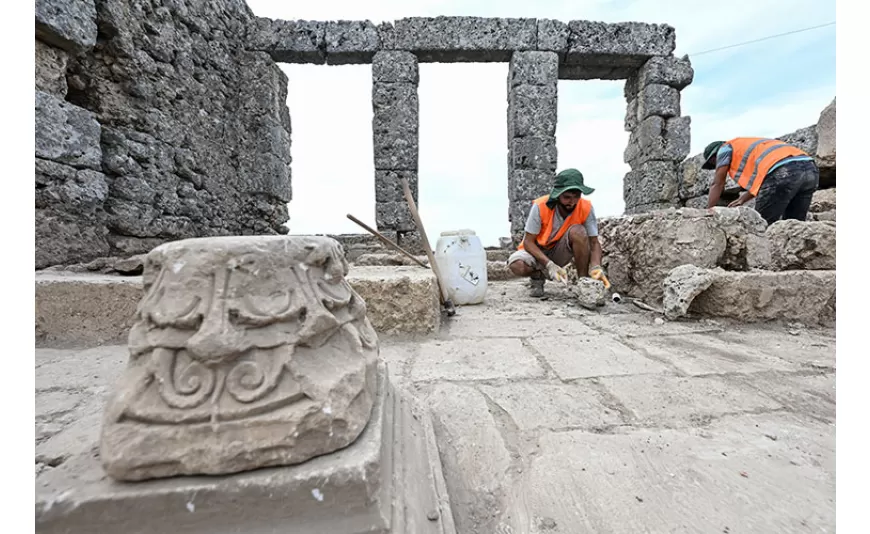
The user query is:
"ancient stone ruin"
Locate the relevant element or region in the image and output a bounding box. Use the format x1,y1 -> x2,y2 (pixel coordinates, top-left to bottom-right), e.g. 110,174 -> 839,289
35,1 -> 837,532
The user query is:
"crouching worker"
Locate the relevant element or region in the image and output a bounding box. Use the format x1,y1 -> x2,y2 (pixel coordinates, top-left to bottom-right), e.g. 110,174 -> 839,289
507,168 -> 606,297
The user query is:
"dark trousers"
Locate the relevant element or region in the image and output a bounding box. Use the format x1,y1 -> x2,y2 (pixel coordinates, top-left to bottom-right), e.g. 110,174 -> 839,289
754,159 -> 819,225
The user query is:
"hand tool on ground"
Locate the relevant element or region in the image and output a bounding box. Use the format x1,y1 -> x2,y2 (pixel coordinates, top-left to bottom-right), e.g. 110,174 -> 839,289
346,213 -> 430,269
590,265 -> 622,303
400,178 -> 456,317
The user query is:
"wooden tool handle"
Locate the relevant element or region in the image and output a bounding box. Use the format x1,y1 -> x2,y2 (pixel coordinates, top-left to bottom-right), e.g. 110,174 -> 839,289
345,214 -> 430,269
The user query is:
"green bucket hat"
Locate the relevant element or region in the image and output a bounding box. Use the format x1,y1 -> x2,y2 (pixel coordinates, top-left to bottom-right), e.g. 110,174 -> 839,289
548,168 -> 594,204
701,141 -> 725,170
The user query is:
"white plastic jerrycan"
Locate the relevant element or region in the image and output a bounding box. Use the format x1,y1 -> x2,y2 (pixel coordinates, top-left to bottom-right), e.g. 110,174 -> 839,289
434,229 -> 488,306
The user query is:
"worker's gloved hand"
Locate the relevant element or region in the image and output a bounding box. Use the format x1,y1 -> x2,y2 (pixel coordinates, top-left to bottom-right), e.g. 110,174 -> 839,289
546,261 -> 569,284
589,265 -> 607,280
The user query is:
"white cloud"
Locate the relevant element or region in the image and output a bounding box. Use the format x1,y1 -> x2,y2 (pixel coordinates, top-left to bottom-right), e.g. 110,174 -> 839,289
249,0 -> 835,246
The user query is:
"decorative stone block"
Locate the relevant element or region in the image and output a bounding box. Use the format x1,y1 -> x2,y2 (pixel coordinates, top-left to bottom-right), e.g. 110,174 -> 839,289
99,236 -> 380,481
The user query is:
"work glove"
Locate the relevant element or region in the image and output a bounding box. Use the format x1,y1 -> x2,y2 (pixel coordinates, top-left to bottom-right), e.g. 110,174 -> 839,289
589,265 -> 611,289
546,261 -> 569,284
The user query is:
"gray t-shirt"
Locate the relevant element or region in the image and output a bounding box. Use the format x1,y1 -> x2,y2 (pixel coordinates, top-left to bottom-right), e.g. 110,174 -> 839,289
524,202 -> 599,242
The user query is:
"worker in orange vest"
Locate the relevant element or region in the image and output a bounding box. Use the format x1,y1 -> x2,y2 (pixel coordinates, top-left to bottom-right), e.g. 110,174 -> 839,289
507,168 -> 605,297
702,138 -> 819,225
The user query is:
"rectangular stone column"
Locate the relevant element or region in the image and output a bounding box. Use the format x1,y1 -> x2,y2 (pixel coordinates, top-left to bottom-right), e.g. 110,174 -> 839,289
622,55 -> 693,214
372,51 -> 420,249
507,51 -> 559,246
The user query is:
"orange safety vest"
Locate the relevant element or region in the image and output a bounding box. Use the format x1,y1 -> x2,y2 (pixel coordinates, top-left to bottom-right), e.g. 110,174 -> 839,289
724,137 -> 809,196
518,195 -> 592,250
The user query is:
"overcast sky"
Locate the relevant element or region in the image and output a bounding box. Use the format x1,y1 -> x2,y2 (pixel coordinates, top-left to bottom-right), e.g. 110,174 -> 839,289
245,0 -> 836,247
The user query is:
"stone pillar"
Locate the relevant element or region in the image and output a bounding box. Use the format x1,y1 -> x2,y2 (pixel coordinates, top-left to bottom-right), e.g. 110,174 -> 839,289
507,51 -> 559,246
371,51 -> 420,249
622,55 -> 693,214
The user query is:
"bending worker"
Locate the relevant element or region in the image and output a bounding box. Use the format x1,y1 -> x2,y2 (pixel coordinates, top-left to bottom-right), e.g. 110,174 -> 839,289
507,168 -> 606,297
702,137 -> 819,225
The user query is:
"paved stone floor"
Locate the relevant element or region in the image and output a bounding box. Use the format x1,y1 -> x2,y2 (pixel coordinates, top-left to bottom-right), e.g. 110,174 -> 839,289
35,280 -> 836,533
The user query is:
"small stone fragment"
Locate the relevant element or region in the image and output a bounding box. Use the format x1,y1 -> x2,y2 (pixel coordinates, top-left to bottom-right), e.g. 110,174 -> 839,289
574,278 -> 606,310
662,264 -> 715,320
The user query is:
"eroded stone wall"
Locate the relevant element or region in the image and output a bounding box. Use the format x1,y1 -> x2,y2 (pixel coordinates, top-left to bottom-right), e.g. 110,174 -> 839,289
35,0 -> 292,269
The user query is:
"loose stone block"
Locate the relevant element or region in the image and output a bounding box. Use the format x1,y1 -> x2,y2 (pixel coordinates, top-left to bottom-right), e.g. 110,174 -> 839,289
380,17 -> 537,62
375,169 -> 417,204
508,169 -> 553,202
346,266 -> 441,335
536,19 -> 569,53
248,18 -> 326,64
376,201 -> 415,232
623,160 -> 680,207
509,136 -> 558,171
99,236 -> 380,481
35,39 -> 69,97
35,90 -> 102,171
565,21 -> 676,65
636,55 -> 694,90
508,51 -> 558,86
372,51 -> 418,83
662,264 -> 715,320
689,269 -> 837,324
35,0 -> 97,54
637,84 -> 680,120
325,20 -> 380,65
766,220 -> 836,271
508,84 -> 558,139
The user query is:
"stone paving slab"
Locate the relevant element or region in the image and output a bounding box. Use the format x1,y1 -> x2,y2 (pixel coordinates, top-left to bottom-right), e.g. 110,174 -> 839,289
529,333 -> 670,380
628,332 -> 805,376
478,382 -> 623,431
516,412 -> 834,533
411,338 -> 545,382
735,371 -> 836,424
597,373 -> 783,427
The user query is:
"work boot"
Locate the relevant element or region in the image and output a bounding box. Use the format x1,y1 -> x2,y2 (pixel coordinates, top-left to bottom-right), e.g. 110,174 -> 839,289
529,278 -> 545,297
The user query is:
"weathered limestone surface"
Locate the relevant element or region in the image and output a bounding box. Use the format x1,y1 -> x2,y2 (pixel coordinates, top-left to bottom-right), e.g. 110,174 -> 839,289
816,98 -> 836,168
372,51 -> 420,237
35,0 -> 98,53
690,269 -> 836,324
380,17 -> 538,61
662,264 -> 714,320
574,278 -> 606,309
248,18 -> 326,63
347,266 -> 441,335
507,51 -> 559,244
565,21 -> 675,65
36,272 -> 141,348
810,188 -> 836,213
100,236 -> 379,481
766,220 -> 836,271
35,40 -> 70,97
600,207 -> 769,303
37,0 -> 292,268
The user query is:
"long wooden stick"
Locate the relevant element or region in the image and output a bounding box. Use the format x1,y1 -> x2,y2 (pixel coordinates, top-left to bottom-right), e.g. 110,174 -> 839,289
345,214 -> 430,269
400,178 -> 456,316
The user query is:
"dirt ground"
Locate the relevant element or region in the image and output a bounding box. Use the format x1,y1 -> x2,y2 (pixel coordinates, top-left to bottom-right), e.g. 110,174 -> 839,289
35,279 -> 836,533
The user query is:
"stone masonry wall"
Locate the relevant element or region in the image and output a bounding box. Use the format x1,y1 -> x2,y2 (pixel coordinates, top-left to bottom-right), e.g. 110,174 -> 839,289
35,0 -> 293,269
